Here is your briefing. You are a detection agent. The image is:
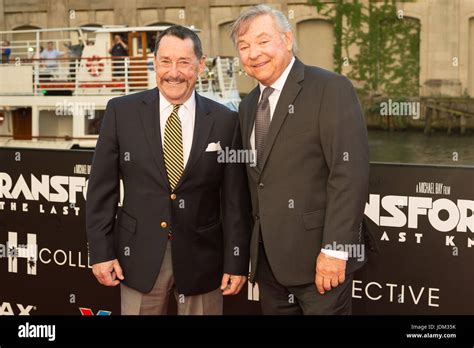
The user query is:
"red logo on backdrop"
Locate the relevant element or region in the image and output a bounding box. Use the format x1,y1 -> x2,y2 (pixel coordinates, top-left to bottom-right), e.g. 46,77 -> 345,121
79,307 -> 112,316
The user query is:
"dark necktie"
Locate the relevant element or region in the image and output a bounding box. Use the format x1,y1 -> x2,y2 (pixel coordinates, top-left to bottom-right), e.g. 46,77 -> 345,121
254,86 -> 274,168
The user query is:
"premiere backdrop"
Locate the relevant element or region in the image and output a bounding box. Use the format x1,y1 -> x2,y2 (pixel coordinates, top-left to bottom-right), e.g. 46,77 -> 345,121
0,148 -> 472,315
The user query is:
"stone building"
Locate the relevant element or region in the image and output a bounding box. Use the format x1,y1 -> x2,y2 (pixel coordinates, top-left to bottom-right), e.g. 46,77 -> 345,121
0,0 -> 473,96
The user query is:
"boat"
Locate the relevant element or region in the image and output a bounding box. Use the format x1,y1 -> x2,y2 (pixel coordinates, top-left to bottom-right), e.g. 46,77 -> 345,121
0,25 -> 241,149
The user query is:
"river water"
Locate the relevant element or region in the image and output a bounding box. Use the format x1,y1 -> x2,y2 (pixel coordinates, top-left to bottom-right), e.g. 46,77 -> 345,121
368,130 -> 474,166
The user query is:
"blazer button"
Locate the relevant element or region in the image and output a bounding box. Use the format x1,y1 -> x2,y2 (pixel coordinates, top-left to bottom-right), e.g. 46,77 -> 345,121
170,193 -> 177,200
258,183 -> 264,189
160,221 -> 168,228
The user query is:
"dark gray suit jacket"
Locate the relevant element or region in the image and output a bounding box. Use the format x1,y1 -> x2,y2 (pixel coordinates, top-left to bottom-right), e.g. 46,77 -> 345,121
86,88 -> 252,296
239,58 -> 371,286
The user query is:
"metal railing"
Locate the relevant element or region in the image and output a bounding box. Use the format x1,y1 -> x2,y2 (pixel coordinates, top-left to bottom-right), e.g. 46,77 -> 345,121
0,39 -> 89,59
0,56 -> 152,96
0,55 -> 241,99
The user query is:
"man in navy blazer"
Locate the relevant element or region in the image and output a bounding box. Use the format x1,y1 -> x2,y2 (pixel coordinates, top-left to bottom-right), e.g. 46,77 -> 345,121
86,26 -> 252,315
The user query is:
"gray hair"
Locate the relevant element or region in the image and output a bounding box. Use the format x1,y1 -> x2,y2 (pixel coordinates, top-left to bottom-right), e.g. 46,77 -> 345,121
230,4 -> 297,53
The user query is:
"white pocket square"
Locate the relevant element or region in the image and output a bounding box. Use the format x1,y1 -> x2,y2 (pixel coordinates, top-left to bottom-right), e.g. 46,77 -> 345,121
205,141 -> 222,152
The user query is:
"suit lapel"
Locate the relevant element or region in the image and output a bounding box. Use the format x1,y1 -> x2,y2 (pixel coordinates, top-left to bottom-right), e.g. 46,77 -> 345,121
174,92 -> 213,191
139,88 -> 169,187
258,58 -> 304,175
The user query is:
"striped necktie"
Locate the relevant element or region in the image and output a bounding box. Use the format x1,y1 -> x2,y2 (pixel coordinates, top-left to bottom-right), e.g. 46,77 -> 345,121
163,104 -> 184,191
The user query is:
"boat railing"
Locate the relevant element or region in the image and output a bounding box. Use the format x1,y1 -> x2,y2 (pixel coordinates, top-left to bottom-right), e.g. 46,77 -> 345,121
0,55 -> 240,99
0,56 -> 153,96
0,39 -> 84,59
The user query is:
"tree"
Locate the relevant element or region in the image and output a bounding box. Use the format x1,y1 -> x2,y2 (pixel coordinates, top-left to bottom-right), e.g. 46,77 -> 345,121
310,0 -> 420,97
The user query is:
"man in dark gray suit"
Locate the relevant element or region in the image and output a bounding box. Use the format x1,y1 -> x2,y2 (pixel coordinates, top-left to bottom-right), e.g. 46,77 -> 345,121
231,5 -> 370,314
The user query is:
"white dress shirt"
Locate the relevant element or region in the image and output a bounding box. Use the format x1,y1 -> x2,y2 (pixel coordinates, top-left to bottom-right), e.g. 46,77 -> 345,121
250,56 -> 348,261
40,49 -> 61,68
159,90 -> 196,168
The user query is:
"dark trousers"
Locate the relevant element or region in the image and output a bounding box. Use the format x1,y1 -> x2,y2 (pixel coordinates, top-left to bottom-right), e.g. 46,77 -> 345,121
256,242 -> 353,315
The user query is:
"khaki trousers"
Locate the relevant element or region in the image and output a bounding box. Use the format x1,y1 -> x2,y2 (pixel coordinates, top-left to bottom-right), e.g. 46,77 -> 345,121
120,240 -> 223,315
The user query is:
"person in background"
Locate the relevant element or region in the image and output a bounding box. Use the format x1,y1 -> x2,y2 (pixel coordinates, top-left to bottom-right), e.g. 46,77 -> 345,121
1,40 -> 11,63
148,33 -> 157,53
40,41 -> 63,80
109,34 -> 128,79
64,42 -> 84,81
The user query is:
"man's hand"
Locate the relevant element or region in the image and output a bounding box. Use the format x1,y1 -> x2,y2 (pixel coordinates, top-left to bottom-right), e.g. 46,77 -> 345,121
92,259 -> 124,286
315,252 -> 346,294
220,274 -> 246,295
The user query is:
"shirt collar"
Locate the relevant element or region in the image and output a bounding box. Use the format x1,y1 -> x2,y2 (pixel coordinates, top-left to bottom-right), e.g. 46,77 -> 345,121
259,56 -> 296,94
159,89 -> 195,115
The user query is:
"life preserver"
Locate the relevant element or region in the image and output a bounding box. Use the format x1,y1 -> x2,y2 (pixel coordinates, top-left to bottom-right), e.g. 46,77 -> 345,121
86,55 -> 104,77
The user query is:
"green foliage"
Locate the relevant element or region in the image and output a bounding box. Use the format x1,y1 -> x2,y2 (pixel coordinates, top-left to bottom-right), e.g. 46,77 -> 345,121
310,0 -> 420,97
